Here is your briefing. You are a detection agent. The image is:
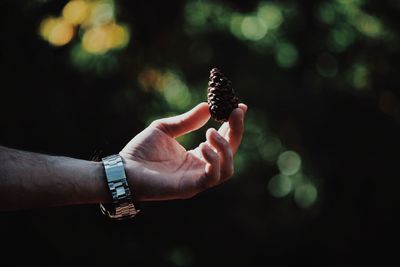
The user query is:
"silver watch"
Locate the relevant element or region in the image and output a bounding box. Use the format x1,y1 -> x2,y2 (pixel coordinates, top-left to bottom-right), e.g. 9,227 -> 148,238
100,154 -> 140,220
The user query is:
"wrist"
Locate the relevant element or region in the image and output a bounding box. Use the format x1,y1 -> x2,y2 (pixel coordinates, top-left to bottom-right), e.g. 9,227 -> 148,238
90,160 -> 112,204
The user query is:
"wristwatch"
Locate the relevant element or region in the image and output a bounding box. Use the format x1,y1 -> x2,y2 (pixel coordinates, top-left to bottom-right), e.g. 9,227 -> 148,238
100,154 -> 140,220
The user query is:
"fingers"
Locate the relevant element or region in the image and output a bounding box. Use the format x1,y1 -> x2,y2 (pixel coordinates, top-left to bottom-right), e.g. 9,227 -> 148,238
189,104 -> 247,195
206,128 -> 233,182
152,102 -> 210,138
195,129 -> 232,191
198,143 -> 220,188
199,103 -> 247,188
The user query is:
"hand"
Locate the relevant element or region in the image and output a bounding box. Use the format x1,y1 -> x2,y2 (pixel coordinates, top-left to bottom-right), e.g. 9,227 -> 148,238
120,102 -> 247,201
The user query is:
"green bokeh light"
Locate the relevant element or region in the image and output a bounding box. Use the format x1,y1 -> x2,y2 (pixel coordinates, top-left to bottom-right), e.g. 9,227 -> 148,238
233,150 -> 249,175
257,3 -> 283,29
294,183 -> 318,208
184,1 -> 211,28
162,72 -> 192,110
289,172 -> 306,188
69,44 -> 118,74
240,15 -> 268,41
275,42 -> 298,68
210,4 -> 232,28
334,0 -> 386,39
349,63 -> 369,90
277,150 -> 301,175
318,2 -> 336,24
328,26 -> 356,52
259,136 -> 283,162
230,13 -> 244,39
184,1 -> 231,32
354,14 -> 383,38
268,174 -> 293,198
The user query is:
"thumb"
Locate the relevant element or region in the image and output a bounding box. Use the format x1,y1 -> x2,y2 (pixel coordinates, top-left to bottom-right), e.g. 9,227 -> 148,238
152,102 -> 210,138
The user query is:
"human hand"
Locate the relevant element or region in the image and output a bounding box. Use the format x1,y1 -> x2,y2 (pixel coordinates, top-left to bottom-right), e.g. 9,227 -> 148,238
120,102 -> 247,201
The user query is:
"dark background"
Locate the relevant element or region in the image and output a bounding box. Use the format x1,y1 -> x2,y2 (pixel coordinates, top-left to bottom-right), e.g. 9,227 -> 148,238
1,0 -> 400,266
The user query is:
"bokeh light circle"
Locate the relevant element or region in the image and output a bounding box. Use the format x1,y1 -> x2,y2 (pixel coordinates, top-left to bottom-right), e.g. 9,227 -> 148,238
277,150 -> 302,175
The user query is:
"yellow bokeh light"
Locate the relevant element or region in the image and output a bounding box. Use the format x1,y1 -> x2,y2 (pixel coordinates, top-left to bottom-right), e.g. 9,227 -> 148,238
39,17 -> 58,40
62,0 -> 90,25
42,18 -> 74,46
108,23 -> 130,49
82,26 -> 109,54
82,23 -> 130,54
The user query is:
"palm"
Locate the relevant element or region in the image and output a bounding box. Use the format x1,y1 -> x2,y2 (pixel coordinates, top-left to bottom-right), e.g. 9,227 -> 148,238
121,125 -> 205,201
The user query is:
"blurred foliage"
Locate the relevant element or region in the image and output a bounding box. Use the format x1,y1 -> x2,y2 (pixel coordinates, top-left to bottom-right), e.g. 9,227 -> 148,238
1,0 -> 400,266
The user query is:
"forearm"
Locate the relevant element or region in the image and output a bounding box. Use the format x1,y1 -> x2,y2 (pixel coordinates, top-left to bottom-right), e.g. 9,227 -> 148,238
0,146 -> 110,211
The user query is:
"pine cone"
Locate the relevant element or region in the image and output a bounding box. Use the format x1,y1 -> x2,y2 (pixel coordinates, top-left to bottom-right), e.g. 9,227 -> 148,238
207,68 -> 239,123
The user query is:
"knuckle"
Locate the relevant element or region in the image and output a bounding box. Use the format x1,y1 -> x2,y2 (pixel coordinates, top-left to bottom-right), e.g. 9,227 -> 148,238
150,119 -> 175,136
150,119 -> 163,129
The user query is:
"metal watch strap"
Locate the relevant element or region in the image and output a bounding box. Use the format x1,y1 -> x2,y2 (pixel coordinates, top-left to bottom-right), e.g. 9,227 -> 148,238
100,154 -> 139,220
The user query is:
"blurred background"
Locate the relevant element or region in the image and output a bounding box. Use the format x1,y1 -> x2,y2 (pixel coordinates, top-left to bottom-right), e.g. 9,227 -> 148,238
1,0 -> 399,266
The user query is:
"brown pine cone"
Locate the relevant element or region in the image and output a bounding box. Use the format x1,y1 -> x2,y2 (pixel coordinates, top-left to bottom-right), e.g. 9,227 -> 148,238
207,68 -> 239,123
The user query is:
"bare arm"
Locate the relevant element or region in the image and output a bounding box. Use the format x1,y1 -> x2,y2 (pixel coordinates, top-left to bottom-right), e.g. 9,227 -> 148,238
0,146 -> 110,210
0,102 -> 247,211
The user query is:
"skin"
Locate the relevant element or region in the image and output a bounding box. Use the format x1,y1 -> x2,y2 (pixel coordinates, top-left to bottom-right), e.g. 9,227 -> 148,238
0,102 -> 247,210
